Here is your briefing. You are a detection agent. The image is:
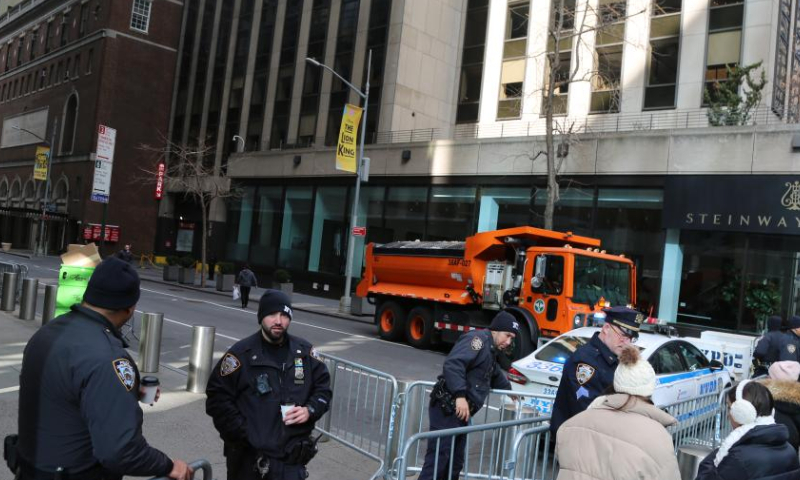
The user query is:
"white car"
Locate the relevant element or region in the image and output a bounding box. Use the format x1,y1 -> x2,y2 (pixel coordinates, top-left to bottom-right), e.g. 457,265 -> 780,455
508,327 -> 732,415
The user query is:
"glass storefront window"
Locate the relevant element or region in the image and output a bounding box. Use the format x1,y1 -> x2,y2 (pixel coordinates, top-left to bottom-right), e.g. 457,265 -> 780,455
384,187 -> 428,241
534,187 -> 594,234
225,186 -> 256,262
427,186 -> 477,240
278,187 -> 313,269
308,187 -> 347,274
478,187 -> 533,231
249,186 -> 283,266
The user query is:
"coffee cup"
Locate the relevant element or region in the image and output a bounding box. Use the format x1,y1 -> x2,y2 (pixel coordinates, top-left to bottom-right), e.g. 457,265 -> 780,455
140,376 -> 160,405
281,404 -> 296,420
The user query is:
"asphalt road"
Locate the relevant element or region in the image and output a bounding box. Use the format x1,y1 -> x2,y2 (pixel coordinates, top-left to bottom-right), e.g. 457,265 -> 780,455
1,252 -> 445,382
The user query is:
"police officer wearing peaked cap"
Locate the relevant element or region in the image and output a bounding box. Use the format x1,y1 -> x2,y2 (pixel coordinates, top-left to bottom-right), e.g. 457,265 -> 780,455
206,289 -> 332,480
418,310 -> 518,480
550,306 -> 643,435
11,257 -> 192,480
777,315 -> 800,362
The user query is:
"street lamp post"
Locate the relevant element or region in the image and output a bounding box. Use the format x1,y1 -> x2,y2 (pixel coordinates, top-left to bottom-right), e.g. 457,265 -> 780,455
306,50 -> 371,314
13,119 -> 58,257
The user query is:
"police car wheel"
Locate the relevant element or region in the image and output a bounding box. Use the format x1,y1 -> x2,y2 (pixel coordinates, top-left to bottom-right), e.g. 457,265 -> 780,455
377,301 -> 406,341
405,306 -> 435,349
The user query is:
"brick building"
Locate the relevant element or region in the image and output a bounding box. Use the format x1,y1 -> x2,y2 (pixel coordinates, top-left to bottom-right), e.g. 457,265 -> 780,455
0,0 -> 182,255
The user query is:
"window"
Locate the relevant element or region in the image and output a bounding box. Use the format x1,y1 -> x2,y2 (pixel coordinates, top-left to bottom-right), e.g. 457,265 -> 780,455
4,44 -> 10,71
65,58 -> 71,80
427,186 -> 477,241
532,255 -> 565,296
61,94 -> 79,154
591,0 -> 625,113
651,344 -> 686,374
573,255 -> 631,306
29,32 -> 36,61
456,0 -> 490,123
704,0 -> 743,105
675,342 -> 710,371
130,0 -> 152,33
79,2 -> 88,38
86,49 -> 93,74
60,13 -> 69,46
48,65 -> 53,86
498,2 -> 528,119
277,187 -> 314,269
16,38 -> 23,66
45,21 -> 52,53
543,51 -> 571,115
308,187 -> 347,274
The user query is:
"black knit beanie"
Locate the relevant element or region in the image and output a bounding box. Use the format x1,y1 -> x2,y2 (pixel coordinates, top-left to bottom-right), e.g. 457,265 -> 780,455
83,257 -> 141,309
489,311 -> 520,335
257,289 -> 293,323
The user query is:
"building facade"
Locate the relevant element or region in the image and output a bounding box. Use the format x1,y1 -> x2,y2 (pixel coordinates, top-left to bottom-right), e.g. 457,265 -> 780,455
0,0 -> 182,255
163,0 -> 800,334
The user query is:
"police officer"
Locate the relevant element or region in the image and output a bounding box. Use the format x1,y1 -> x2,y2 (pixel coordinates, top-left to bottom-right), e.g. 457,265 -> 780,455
12,257 -> 192,480
753,315 -> 785,376
206,290 -> 332,480
550,306 -> 642,435
778,316 -> 800,362
418,311 -> 518,480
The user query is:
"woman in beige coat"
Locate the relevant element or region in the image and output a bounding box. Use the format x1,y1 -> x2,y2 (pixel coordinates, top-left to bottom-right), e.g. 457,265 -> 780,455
555,346 -> 681,480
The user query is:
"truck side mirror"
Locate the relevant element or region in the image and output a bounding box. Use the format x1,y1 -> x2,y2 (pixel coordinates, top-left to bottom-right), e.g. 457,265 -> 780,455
531,255 -> 547,290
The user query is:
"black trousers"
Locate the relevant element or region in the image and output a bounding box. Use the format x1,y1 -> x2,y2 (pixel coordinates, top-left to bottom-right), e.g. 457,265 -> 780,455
418,401 -> 468,480
240,286 -> 251,308
225,446 -> 307,480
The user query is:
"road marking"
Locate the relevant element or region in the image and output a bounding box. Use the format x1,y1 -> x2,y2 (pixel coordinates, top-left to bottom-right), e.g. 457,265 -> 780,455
0,386 -> 20,394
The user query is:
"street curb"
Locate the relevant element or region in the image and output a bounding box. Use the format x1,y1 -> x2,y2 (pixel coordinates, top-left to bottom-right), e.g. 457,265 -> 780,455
138,276 -> 373,324
1,250 -> 33,259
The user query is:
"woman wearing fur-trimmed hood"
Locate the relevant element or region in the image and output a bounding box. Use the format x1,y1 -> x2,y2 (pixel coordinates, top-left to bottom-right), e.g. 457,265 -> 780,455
695,380 -> 800,480
758,360 -> 800,450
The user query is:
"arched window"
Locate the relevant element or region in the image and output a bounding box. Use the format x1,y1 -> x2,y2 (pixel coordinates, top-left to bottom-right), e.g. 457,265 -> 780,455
0,177 -> 9,208
52,176 -> 69,213
9,178 -> 21,208
61,93 -> 78,154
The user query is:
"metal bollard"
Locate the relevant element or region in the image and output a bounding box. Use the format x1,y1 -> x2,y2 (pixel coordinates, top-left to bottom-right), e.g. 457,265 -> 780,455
1,272 -> 17,311
139,313 -> 164,373
19,278 -> 38,320
187,326 -> 215,393
42,284 -> 58,325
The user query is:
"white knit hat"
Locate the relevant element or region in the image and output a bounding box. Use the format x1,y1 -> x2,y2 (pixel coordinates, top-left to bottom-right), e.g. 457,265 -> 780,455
613,346 -> 656,397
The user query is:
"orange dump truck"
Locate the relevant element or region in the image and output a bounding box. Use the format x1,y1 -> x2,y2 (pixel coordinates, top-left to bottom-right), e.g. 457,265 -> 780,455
355,227 -> 636,358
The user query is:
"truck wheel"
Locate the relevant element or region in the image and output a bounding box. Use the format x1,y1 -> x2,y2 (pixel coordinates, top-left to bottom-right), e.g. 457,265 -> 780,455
377,301 -> 406,341
406,306 -> 435,349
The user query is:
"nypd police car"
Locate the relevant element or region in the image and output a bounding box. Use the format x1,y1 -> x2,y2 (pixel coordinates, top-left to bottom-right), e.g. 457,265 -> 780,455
508,327 -> 732,414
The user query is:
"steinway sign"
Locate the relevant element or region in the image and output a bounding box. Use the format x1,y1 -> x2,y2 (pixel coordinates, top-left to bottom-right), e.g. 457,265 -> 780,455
663,176 -> 800,235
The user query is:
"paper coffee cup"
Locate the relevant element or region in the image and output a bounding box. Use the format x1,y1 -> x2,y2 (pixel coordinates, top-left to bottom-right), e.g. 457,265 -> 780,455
281,404 -> 296,420
140,376 -> 160,404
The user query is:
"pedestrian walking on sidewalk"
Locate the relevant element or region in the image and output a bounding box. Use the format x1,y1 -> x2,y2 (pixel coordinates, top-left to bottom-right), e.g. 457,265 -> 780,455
555,346 -> 681,480
8,257 -> 192,480
696,380 -> 800,480
236,265 -> 257,309
550,306 -> 642,435
116,243 -> 134,264
206,290 -> 332,480
418,311 -> 518,480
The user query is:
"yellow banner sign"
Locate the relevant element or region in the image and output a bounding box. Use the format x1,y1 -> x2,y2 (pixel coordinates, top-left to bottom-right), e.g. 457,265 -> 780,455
336,104 -> 363,173
34,146 -> 50,181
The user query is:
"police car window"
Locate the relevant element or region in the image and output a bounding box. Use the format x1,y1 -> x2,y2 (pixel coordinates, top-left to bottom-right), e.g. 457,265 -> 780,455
650,344 -> 686,374
675,342 -> 710,371
535,335 -> 590,364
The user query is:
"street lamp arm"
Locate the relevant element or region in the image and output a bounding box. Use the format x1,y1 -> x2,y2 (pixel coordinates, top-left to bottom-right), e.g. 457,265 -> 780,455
305,57 -> 365,99
12,125 -> 50,146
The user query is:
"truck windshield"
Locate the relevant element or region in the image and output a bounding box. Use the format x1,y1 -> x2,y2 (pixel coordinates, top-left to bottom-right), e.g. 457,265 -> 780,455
572,255 -> 631,306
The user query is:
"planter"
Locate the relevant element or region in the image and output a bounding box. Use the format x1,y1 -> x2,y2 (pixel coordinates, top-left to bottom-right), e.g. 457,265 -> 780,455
277,282 -> 293,297
163,265 -> 179,281
178,267 -> 196,285
0,242 -> 10,252
216,274 -> 235,292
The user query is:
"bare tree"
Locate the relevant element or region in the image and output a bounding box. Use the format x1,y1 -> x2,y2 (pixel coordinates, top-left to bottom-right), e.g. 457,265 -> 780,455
139,136 -> 240,288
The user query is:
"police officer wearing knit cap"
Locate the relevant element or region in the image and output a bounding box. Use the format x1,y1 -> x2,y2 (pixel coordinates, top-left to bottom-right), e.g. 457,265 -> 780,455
418,310 -> 518,480
206,289 -> 332,480
777,315 -> 800,362
753,316 -> 787,376
550,306 -> 643,435
12,257 -> 192,480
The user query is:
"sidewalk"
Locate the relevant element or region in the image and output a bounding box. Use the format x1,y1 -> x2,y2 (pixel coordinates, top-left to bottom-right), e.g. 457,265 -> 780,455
0,311 -> 379,480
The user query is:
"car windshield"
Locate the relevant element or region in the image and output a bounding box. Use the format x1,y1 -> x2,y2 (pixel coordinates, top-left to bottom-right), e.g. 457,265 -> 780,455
572,255 -> 631,306
535,335 -> 590,364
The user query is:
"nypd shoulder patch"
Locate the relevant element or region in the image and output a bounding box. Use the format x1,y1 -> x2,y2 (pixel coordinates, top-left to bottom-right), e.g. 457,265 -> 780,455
220,353 -> 242,377
309,347 -> 322,361
470,336 -> 483,351
113,358 -> 136,391
576,363 -> 596,386
788,344 -> 797,355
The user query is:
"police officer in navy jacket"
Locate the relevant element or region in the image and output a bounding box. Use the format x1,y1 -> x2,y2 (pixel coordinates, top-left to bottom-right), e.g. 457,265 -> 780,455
777,316 -> 800,363
418,311 -> 518,480
206,290 -> 332,480
550,306 -> 643,435
13,257 -> 192,480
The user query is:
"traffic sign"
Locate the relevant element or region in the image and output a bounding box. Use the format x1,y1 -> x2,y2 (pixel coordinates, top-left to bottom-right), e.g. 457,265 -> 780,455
91,125 -> 117,204
352,226 -> 367,237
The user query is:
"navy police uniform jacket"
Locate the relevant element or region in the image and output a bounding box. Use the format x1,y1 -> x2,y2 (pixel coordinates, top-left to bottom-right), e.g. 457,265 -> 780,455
550,332 -> 618,434
205,332 -> 332,458
754,330 -> 787,364
777,332 -> 800,362
441,330 -> 511,409
17,305 -> 173,478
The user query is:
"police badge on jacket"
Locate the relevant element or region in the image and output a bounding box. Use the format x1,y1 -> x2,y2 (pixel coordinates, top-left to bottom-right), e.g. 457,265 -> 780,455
206,290 -> 332,480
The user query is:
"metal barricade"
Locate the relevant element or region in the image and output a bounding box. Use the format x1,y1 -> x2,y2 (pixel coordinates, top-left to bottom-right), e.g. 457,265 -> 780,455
503,425 -> 559,480
148,459 -> 212,480
0,261 -> 28,300
663,391 -> 722,452
394,416 -> 552,480
315,352 -> 400,480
